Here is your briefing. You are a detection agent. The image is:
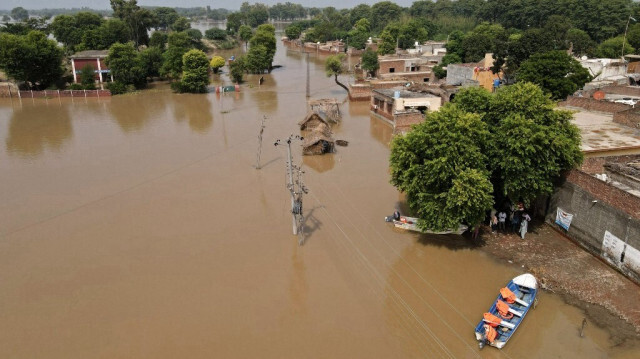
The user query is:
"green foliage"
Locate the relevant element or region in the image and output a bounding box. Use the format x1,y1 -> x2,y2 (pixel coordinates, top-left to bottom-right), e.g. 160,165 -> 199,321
595,36 -> 634,58
390,83 -> 584,228
246,45 -> 271,73
370,1 -> 403,32
377,30 -> 396,55
139,46 -> 164,78
162,31 -> 193,78
0,31 -> 63,90
171,17 -> 191,32
105,42 -> 146,89
80,64 -> 96,89
249,24 -> 276,71
110,0 -> 153,47
149,31 -> 168,49
226,12 -> 244,34
210,56 -> 226,73
185,29 -> 203,42
348,18 -> 370,50
177,49 -> 209,93
238,25 -> 253,43
229,56 -> 246,83
517,50 -> 593,100
566,29 -> 594,56
246,3 -> 269,28
325,54 -> 345,77
152,7 -> 179,31
205,28 -> 227,41
284,24 -> 301,40
106,80 -> 128,94
389,105 -> 493,231
51,12 -> 102,52
11,7 -> 29,22
360,48 -> 379,77
397,20 -> 429,50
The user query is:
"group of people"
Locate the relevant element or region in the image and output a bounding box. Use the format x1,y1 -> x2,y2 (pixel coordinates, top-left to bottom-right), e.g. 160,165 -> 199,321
489,202 -> 531,239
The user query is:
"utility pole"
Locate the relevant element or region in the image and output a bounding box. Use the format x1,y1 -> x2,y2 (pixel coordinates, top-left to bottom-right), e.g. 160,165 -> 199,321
274,135 -> 305,238
306,51 -> 310,98
255,116 -> 266,169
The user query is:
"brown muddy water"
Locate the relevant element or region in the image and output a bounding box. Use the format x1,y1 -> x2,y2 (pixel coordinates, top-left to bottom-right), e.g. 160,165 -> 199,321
1,38 -> 639,359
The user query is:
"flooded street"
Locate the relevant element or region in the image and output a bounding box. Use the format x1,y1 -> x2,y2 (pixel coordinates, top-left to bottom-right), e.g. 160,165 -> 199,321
1,37 -> 639,358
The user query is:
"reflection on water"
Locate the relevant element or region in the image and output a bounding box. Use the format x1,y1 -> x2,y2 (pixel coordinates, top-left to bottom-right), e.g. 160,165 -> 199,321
109,91 -> 168,132
370,116 -> 393,146
172,93 -> 213,133
302,153 -> 335,173
6,102 -> 72,158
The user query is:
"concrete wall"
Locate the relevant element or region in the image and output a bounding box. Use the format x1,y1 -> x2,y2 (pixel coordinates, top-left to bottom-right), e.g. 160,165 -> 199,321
547,170 -> 640,284
446,64 -> 475,86
396,96 -> 441,112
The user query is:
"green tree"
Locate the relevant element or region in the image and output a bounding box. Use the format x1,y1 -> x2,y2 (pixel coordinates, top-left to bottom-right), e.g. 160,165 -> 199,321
0,30 -> 63,89
370,1 -> 402,32
349,4 -> 371,26
105,42 -> 146,89
149,31 -> 168,49
11,7 -> 29,22
205,28 -> 227,40
325,54 -> 349,92
517,50 -> 593,100
238,25 -> 253,48
455,83 -> 583,202
247,3 -> 269,28
566,28 -> 594,56
249,24 -> 276,71
595,36 -> 634,58
397,20 -> 429,50
177,49 -> 209,93
348,18 -> 370,50
229,56 -> 246,83
377,30 -> 396,55
171,17 -> 191,32
284,24 -> 301,40
246,45 -> 271,73
210,55 -> 225,74
139,46 -> 164,78
80,64 -> 96,89
162,32 -> 193,78
389,105 -> 494,231
226,12 -> 245,34
152,7 -> 179,31
110,0 -> 153,47
361,48 -> 379,77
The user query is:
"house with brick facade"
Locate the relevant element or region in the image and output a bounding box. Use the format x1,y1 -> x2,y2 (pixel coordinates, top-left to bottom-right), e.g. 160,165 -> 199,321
70,50 -> 113,86
377,55 -> 434,83
370,88 -> 441,132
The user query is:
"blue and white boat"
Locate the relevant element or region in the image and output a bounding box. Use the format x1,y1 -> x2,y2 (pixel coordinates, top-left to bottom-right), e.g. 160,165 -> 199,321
474,273 -> 538,349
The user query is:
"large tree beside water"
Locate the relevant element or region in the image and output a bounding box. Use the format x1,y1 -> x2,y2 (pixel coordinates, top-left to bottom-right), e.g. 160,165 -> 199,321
389,83 -> 583,232
0,31 -> 63,90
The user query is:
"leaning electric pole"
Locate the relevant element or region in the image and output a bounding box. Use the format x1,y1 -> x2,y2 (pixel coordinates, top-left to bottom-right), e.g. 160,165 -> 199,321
255,116 -> 266,169
274,135 -> 307,243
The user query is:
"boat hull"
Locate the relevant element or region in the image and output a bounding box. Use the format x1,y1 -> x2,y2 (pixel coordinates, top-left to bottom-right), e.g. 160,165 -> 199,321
474,273 -> 538,349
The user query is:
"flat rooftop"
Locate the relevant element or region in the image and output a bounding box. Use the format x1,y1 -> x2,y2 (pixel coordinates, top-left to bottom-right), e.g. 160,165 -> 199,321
373,88 -> 438,99
571,110 -> 640,156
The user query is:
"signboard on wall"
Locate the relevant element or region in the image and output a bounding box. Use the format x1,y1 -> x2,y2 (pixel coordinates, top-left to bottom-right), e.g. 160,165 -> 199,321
602,231 -> 640,276
555,208 -> 574,230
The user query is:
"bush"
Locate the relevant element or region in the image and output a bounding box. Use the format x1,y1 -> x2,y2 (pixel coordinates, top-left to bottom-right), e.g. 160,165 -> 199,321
205,28 -> 227,41
107,81 -> 128,94
69,83 -> 84,90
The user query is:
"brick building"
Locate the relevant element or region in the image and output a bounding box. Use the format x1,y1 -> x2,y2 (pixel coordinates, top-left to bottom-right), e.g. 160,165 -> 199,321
377,55 -> 434,83
370,88 -> 441,132
70,50 -> 112,85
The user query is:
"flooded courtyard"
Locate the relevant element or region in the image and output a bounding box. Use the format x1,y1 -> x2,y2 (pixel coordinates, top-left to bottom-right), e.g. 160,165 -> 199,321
1,37 -> 639,358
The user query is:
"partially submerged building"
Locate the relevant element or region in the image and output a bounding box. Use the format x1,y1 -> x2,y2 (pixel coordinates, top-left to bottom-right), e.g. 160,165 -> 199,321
371,88 -> 441,132
70,50 -> 112,85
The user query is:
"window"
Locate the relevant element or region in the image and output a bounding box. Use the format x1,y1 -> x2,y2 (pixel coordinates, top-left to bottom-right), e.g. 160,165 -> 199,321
423,78 -> 429,82
389,68 -> 395,73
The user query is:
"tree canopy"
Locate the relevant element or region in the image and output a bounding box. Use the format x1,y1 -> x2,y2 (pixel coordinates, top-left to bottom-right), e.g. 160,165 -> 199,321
176,49 -> 209,93
325,54 -> 349,92
390,83 -> 583,231
517,50 -> 593,100
0,31 -> 63,90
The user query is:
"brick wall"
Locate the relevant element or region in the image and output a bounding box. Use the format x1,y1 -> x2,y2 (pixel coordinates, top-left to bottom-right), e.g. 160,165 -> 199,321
16,90 -> 111,98
601,85 -> 640,97
395,112 -> 424,132
349,84 -> 371,101
379,59 -> 404,75
559,96 -> 632,113
566,169 -> 640,219
613,108 -> 640,128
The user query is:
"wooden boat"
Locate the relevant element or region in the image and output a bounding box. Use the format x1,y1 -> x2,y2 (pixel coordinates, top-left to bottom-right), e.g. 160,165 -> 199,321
385,215 -> 468,235
474,273 -> 538,349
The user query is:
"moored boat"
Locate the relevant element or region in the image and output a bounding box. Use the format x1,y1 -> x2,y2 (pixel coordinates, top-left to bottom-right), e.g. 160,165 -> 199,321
474,273 -> 538,349
385,215 -> 468,235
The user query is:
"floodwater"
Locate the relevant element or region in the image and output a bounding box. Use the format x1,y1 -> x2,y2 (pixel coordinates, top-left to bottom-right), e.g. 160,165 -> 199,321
1,36 -> 639,359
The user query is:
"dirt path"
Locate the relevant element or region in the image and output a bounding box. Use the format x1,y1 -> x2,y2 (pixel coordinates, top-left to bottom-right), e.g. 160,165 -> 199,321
479,223 -> 640,343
